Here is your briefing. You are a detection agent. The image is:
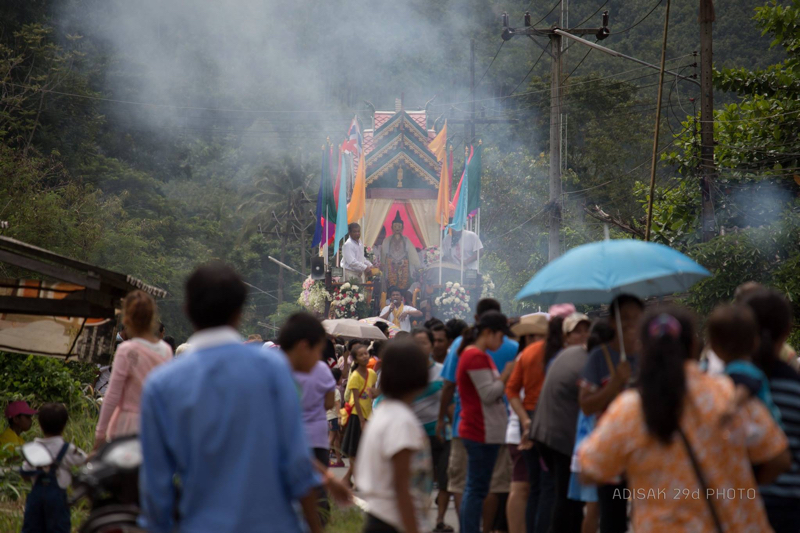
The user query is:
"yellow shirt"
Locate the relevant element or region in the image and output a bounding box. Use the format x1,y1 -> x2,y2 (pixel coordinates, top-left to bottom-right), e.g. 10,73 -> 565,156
0,426 -> 24,448
346,369 -> 378,420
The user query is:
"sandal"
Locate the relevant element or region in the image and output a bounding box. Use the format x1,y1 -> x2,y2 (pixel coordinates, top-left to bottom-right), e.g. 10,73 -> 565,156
433,523 -> 454,532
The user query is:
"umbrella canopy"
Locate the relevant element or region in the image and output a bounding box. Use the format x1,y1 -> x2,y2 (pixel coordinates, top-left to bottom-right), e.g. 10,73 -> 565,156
358,317 -> 401,338
322,318 -> 387,340
515,239 -> 711,305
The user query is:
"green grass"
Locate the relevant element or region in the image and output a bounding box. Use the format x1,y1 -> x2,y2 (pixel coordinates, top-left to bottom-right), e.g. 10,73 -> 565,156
327,504 -> 365,533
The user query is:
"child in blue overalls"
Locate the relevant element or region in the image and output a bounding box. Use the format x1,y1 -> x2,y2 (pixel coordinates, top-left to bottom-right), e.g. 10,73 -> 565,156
21,403 -> 86,533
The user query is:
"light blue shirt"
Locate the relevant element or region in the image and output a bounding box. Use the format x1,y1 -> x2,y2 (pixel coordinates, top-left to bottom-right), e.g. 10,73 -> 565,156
138,327 -> 320,533
441,335 -> 519,438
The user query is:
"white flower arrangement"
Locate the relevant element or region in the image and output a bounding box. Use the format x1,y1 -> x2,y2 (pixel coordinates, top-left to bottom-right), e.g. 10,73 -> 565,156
298,276 -> 331,316
331,280 -> 367,319
481,273 -> 496,299
435,283 -> 471,320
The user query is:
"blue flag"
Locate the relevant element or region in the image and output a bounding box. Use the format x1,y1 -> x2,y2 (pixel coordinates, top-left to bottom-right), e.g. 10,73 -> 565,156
448,163 -> 469,230
311,147 -> 326,248
333,153 -> 349,255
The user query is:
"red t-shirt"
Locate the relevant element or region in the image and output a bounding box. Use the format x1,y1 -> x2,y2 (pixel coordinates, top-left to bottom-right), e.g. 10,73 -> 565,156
456,347 -> 508,443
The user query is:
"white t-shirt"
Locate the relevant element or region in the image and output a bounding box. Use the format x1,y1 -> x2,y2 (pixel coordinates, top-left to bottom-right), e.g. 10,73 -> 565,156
443,230 -> 483,271
327,389 -> 342,421
380,305 -> 419,332
355,399 -> 433,532
22,436 -> 86,489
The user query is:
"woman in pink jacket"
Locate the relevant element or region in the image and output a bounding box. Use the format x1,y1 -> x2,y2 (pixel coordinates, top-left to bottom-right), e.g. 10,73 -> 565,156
94,290 -> 172,448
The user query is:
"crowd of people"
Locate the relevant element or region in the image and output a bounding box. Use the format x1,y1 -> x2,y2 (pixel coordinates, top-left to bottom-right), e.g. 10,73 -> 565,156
2,260 -> 800,533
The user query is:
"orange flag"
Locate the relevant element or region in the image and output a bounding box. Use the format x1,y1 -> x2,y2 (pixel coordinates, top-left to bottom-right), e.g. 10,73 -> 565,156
429,121 -> 450,227
347,150 -> 366,223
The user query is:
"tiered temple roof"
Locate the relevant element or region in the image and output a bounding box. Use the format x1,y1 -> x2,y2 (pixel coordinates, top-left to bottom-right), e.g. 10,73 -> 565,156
360,109 -> 440,199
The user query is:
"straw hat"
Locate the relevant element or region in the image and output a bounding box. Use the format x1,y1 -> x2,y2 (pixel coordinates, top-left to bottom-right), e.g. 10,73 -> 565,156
510,313 -> 549,338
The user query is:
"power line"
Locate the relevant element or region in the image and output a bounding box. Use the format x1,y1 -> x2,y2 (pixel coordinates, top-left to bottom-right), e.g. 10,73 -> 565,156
532,0 -> 563,27
611,0 -> 663,35
3,82 -> 354,115
563,48 -> 592,83
430,54 -> 694,109
476,41 -> 505,89
508,42 -> 551,96
574,0 -> 610,28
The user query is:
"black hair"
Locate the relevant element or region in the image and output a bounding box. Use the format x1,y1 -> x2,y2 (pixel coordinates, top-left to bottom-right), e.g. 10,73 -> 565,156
430,322 -> 447,335
322,338 -> 336,362
458,311 -> 509,356
424,318 -> 444,330
277,313 -> 326,352
543,316 -> 565,367
158,322 -> 165,334
185,262 -> 247,329
38,403 -> 68,436
163,335 -> 177,354
346,339 -> 364,352
374,321 -> 390,336
350,342 -> 369,369
742,289 -> 794,378
587,320 -> 615,353
706,304 -> 758,361
388,286 -> 403,296
331,367 -> 342,382
394,331 -> 410,339
609,294 -> 644,318
347,222 -> 360,233
476,298 -> 501,317
639,307 -> 696,443
379,340 -> 429,399
411,327 -> 434,345
369,340 -> 385,357
445,318 -> 468,341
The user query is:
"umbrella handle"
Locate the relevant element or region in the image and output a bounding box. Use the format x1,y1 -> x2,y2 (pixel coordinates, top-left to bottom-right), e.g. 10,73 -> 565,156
614,300 -> 627,362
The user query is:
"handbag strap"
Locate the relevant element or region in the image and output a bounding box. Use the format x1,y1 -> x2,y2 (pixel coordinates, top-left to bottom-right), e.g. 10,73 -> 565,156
676,427 -> 724,533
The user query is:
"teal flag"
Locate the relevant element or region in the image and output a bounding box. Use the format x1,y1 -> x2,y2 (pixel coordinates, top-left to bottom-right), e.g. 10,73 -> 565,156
466,144 -> 482,215
333,152 -> 349,255
448,163 -> 469,230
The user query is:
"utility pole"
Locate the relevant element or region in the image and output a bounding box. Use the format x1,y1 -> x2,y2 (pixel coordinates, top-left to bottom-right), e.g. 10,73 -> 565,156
699,0 -> 716,241
502,11 -> 610,261
549,33 -> 563,260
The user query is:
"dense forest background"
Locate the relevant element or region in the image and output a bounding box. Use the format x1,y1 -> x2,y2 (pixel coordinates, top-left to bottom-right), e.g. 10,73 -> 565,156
1,0 -> 798,342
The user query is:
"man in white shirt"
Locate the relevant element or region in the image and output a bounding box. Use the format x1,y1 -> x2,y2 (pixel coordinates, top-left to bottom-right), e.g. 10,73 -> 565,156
341,223 -> 373,279
442,228 -> 483,271
380,287 -> 423,332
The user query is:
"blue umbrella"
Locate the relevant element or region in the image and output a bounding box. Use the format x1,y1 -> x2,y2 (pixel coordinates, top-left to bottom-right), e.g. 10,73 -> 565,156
515,239 -> 711,362
515,239 -> 710,305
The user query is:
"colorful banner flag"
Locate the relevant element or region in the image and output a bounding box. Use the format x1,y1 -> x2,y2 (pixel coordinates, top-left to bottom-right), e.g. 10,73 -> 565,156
333,152 -> 349,255
448,161 -> 469,231
466,143 -> 482,215
341,116 -> 363,157
348,149 -> 366,223
312,144 -> 336,247
450,145 -> 473,216
429,121 -> 450,227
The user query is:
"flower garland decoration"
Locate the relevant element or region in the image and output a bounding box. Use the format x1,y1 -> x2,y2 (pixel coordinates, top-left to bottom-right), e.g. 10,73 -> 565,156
422,247 -> 441,268
331,281 -> 367,319
481,273 -> 496,300
434,281 -> 471,320
297,276 -> 330,316
365,246 -> 380,269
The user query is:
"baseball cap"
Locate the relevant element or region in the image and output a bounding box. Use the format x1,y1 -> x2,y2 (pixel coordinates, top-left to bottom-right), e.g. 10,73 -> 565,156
563,312 -> 591,334
4,401 -> 37,419
476,310 -> 513,337
511,313 -> 549,338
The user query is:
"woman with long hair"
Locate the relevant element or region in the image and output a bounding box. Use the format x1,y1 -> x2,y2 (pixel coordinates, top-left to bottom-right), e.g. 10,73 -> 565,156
742,289 -> 800,533
579,307 -> 791,532
456,311 -> 513,533
95,290 -> 172,448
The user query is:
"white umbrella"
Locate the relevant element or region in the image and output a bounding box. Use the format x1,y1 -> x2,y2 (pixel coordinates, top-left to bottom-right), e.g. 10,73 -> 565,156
322,319 -> 387,340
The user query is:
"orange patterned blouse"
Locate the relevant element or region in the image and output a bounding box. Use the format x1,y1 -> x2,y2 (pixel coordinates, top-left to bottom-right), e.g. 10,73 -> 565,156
578,361 -> 788,533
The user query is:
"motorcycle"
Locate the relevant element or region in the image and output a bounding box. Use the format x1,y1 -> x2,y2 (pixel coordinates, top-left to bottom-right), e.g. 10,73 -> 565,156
21,436 -> 144,533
